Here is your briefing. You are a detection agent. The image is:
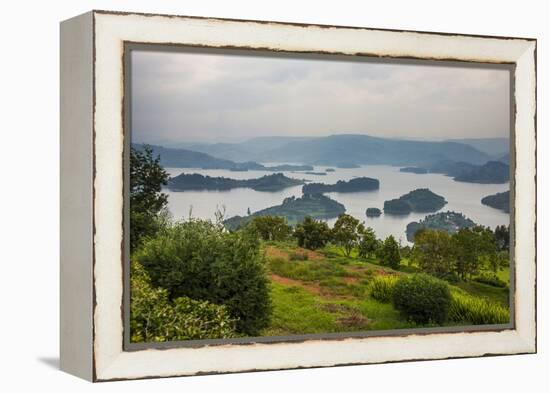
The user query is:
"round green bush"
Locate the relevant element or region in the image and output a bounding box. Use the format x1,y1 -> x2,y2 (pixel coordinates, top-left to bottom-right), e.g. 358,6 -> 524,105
392,274 -> 451,324
134,219 -> 272,336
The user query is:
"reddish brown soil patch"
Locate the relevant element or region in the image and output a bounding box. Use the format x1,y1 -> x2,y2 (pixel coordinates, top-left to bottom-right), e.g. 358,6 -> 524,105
342,276 -> 360,284
337,311 -> 370,329
294,248 -> 323,261
270,274 -> 322,295
265,246 -> 289,260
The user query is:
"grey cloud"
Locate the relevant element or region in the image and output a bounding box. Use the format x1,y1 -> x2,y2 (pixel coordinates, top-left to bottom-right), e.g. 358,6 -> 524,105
130,49 -> 510,144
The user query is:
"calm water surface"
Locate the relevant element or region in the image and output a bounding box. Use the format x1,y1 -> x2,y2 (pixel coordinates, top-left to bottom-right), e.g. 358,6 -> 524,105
164,165 -> 509,244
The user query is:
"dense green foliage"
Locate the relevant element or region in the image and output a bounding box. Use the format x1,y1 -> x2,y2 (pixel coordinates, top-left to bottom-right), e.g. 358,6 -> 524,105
368,275 -> 400,303
293,216 -> 331,250
406,211 -> 476,241
481,191 -> 510,213
449,291 -> 510,324
134,220 -> 271,336
331,214 -> 363,257
378,235 -> 401,270
130,146 -> 169,249
494,225 -> 510,251
167,172 -> 304,192
247,216 -> 292,241
392,274 -> 451,324
412,229 -> 456,279
357,227 -> 379,259
130,262 -> 236,343
224,194 -> 346,229
384,188 -> 447,215
302,177 -> 379,194
412,227 -> 503,281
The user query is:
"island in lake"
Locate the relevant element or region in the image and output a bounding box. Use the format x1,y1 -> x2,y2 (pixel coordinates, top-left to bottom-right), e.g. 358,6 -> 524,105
366,207 -> 382,217
481,190 -> 510,213
167,173 -> 304,192
399,167 -> 428,174
302,177 -> 379,194
406,211 -> 477,242
224,194 -> 346,229
303,171 -> 327,176
384,188 -> 447,215
325,168 -> 336,172
454,161 -> 509,184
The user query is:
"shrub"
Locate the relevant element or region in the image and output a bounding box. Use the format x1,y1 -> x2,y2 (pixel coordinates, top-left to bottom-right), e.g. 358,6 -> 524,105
134,219 -> 271,336
130,261 -> 237,343
368,274 -> 400,303
392,274 -> 451,324
449,292 -> 510,325
379,235 -> 401,270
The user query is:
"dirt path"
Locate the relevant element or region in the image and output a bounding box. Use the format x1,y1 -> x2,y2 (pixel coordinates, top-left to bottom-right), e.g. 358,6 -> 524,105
269,274 -> 323,295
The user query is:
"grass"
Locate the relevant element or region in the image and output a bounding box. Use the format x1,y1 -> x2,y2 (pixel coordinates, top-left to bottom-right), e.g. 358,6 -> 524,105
261,240 -> 511,336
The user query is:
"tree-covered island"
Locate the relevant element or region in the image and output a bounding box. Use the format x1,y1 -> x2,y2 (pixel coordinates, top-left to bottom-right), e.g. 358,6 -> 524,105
406,211 -> 476,242
384,188 -> 447,215
224,193 -> 346,229
167,172 -> 304,192
302,177 -> 379,194
481,191 -> 510,213
366,207 -> 382,217
399,167 -> 428,174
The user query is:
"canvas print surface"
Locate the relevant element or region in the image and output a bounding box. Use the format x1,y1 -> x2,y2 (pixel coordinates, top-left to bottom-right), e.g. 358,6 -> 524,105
128,48 -> 511,344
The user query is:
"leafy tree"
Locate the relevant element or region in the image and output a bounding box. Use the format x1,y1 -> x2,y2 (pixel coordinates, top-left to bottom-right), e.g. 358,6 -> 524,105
130,145 -> 169,249
248,216 -> 292,241
293,216 -> 331,250
494,225 -> 510,251
358,226 -> 378,259
135,219 -> 272,336
453,226 -> 498,280
412,229 -> 455,279
379,235 -> 401,270
331,214 -> 363,257
393,274 -> 451,324
130,261 -> 236,343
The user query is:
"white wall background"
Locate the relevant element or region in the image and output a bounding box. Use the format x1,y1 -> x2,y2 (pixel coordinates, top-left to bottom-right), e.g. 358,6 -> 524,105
0,0 -> 546,391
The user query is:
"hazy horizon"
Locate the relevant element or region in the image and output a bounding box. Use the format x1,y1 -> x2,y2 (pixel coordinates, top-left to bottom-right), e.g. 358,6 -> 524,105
131,49 -> 511,145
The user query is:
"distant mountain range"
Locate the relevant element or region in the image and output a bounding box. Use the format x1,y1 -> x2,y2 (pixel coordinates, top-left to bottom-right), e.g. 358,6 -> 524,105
445,138 -> 509,158
132,144 -> 312,172
154,134 -> 494,167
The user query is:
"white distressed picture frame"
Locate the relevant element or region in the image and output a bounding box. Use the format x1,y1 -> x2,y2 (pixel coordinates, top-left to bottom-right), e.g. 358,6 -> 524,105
60,10 -> 536,382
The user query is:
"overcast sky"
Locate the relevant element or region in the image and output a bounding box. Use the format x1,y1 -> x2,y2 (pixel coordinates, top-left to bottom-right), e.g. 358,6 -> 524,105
131,49 -> 510,145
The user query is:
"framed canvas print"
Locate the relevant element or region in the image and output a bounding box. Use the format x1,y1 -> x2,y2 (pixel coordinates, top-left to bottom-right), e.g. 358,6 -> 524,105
60,10 -> 537,382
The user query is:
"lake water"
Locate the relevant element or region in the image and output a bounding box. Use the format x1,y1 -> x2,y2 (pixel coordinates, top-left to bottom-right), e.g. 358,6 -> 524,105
164,165 -> 509,245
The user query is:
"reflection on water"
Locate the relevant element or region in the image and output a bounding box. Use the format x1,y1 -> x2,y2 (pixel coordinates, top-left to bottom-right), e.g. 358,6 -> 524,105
164,165 -> 509,244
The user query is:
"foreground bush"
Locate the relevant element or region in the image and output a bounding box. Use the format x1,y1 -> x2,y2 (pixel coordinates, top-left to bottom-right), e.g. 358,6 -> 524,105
392,274 -> 451,324
130,262 -> 237,343
134,219 -> 271,336
449,292 -> 510,325
368,275 -> 400,303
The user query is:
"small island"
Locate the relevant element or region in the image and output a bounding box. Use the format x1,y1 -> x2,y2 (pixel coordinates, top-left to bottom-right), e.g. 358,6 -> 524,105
366,207 -> 382,217
384,188 -> 447,215
304,171 -> 327,176
399,167 -> 428,174
325,168 -> 336,172
481,190 -> 510,213
406,211 -> 476,242
167,172 -> 304,192
302,177 -> 380,194
224,194 -> 346,229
